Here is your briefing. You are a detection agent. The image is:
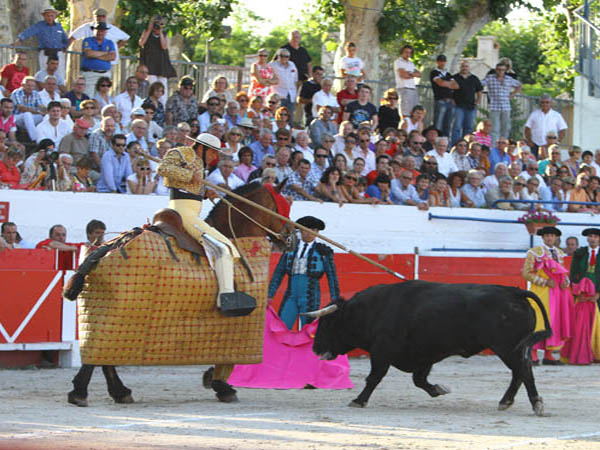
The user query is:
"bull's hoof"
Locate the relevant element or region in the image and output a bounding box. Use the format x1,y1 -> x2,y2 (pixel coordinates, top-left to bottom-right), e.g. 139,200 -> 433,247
349,400 -> 366,408
533,399 -> 544,417
113,394 -> 134,404
202,367 -> 215,389
67,391 -> 88,407
431,384 -> 451,397
498,399 -> 514,411
216,391 -> 239,403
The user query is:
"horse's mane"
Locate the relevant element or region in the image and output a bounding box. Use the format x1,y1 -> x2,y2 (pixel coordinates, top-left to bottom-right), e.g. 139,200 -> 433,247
206,182 -> 266,221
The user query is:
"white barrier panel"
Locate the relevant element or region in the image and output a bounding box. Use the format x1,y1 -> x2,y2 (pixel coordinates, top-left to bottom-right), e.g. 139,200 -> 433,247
2,190 -> 598,254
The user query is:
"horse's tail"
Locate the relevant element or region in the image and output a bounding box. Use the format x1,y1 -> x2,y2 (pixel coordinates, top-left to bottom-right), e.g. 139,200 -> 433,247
63,227 -> 145,300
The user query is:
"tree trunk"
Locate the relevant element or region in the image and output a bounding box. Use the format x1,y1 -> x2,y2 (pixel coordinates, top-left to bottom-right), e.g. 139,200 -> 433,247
9,0 -> 51,39
0,0 -> 12,44
558,0 -> 577,61
438,0 -> 492,73
335,0 -> 384,95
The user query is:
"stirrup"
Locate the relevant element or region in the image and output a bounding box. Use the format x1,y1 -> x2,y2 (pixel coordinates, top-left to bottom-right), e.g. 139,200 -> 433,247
219,292 -> 257,317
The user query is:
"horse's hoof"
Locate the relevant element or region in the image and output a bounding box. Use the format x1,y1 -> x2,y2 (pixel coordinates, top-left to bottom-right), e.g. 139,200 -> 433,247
533,399 -> 544,417
349,400 -> 366,408
216,391 -> 239,403
202,367 -> 215,389
114,394 -> 134,404
498,400 -> 513,411
67,392 -> 88,407
434,384 -> 451,395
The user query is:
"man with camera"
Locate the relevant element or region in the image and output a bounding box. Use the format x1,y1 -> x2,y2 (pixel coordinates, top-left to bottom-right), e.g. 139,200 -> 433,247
139,15 -> 177,105
21,138 -> 57,187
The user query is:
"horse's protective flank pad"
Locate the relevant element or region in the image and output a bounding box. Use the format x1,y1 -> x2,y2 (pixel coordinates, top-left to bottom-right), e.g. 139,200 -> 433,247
78,232 -> 270,366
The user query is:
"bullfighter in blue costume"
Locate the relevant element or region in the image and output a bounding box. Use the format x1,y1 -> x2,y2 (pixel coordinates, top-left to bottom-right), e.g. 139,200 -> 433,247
268,216 -> 340,329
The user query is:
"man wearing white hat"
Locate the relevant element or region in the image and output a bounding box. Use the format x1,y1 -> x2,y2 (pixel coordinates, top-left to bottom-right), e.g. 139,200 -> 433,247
12,7 -> 68,82
157,133 -> 253,311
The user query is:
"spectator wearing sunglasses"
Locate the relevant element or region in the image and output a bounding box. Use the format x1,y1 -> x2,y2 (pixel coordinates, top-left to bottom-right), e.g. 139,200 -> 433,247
93,76 -> 114,109
126,157 -> 157,195
165,76 -> 198,126
198,95 -> 221,133
97,133 -> 132,193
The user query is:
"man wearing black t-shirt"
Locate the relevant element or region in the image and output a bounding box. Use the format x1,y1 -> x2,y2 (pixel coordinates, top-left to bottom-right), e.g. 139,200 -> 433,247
342,84 -> 378,131
281,30 -> 312,125
430,55 -> 458,138
450,60 -> 483,145
298,66 -> 323,126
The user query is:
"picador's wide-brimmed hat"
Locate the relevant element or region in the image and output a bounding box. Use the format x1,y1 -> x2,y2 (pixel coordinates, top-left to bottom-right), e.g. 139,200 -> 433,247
196,133 -> 221,151
536,226 -> 561,237
582,228 -> 600,236
296,216 -> 325,231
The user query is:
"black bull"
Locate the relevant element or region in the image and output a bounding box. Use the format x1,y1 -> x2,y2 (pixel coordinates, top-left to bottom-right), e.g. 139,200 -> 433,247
306,281 -> 551,416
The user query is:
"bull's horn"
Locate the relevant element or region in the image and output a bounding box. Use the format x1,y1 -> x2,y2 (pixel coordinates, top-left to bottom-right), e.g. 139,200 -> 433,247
300,304 -> 338,318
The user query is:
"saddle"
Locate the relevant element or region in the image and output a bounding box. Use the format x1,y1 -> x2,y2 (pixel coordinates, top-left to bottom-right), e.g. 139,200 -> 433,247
151,208 -> 205,256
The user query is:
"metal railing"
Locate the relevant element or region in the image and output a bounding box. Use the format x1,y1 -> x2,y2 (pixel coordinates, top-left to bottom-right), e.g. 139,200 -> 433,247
574,0 -> 600,93
0,44 -> 247,101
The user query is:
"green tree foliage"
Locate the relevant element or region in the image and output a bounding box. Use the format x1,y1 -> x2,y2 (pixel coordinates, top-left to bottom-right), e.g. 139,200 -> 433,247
463,21 -> 545,85
115,0 -> 238,54
190,6 -> 338,66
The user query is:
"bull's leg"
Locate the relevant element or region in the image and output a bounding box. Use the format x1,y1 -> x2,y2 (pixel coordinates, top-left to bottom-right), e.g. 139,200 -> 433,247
68,364 -> 95,407
496,350 -> 524,411
102,366 -> 134,404
211,364 -> 238,403
350,356 -> 390,408
412,364 -> 451,397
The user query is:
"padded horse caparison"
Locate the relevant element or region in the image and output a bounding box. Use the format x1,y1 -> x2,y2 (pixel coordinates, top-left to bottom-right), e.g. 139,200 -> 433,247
152,208 -> 205,256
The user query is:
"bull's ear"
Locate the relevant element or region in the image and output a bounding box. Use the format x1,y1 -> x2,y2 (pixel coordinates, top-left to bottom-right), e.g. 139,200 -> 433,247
275,178 -> 288,193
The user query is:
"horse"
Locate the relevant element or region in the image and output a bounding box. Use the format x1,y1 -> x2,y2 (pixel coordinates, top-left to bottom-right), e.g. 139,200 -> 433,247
65,181 -> 295,406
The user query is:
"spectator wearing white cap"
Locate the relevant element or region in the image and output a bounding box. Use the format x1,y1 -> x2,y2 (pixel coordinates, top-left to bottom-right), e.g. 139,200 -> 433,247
69,8 -> 130,70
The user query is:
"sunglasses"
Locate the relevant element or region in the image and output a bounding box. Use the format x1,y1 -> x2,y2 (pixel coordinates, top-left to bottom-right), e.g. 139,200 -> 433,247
388,96 -> 398,100
515,182 -> 525,186
547,136 -> 557,139
100,83 -> 112,87
412,142 -> 423,146
138,167 -> 151,171
265,162 -> 276,167
315,154 -> 328,158
208,103 -> 219,106
345,176 -> 358,181
269,101 -> 278,104
231,133 -> 242,137
113,143 -> 126,147
259,54 -> 268,57
359,139 -> 369,143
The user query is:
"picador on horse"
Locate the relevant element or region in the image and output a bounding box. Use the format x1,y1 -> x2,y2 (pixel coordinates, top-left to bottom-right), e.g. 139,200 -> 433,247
64,133 -> 295,406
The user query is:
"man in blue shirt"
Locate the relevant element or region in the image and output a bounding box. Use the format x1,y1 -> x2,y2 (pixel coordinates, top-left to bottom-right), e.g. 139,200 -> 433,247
249,128 -> 274,167
97,133 -> 132,193
488,136 -> 511,173
12,7 -> 68,82
81,22 -> 115,98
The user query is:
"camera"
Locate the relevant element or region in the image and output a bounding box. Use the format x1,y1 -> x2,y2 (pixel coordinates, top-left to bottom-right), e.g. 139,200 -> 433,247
41,151 -> 59,165
152,16 -> 163,30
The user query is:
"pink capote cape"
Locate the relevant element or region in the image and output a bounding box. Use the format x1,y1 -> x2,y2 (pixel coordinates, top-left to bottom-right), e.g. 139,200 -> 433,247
560,278 -> 598,364
532,257 -> 573,350
228,306 -> 354,389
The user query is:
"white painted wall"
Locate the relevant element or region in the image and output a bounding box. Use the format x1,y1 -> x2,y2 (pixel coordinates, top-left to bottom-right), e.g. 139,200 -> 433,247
2,190 -> 598,255
573,76 -> 600,151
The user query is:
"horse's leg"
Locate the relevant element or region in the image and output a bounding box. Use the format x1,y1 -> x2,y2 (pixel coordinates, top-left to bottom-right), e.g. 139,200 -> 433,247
68,364 -> 94,407
211,364 -> 238,403
102,366 -> 134,404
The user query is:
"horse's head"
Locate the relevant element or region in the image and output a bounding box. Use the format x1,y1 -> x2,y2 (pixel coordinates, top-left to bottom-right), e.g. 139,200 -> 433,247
206,179 -> 296,252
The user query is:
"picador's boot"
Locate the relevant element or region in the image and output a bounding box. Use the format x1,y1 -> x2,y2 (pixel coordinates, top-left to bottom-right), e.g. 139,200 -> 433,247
211,380 -> 239,403
219,292 -> 257,317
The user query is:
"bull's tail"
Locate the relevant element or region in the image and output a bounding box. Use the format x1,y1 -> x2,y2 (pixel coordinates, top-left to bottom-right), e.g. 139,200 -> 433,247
63,227 -> 144,300
516,290 -> 552,355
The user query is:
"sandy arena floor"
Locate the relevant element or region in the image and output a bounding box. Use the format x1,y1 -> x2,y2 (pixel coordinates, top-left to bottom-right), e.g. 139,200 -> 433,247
1,356 -> 599,449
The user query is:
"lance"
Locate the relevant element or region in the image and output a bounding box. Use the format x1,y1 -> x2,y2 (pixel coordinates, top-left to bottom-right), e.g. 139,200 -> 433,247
136,150 -> 406,280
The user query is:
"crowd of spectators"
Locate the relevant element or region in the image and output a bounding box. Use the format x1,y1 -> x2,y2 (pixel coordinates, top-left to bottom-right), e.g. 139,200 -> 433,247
0,6 -> 594,213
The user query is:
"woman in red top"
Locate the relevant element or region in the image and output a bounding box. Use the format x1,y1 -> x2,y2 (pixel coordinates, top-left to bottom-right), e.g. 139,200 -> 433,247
0,150 -> 22,188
